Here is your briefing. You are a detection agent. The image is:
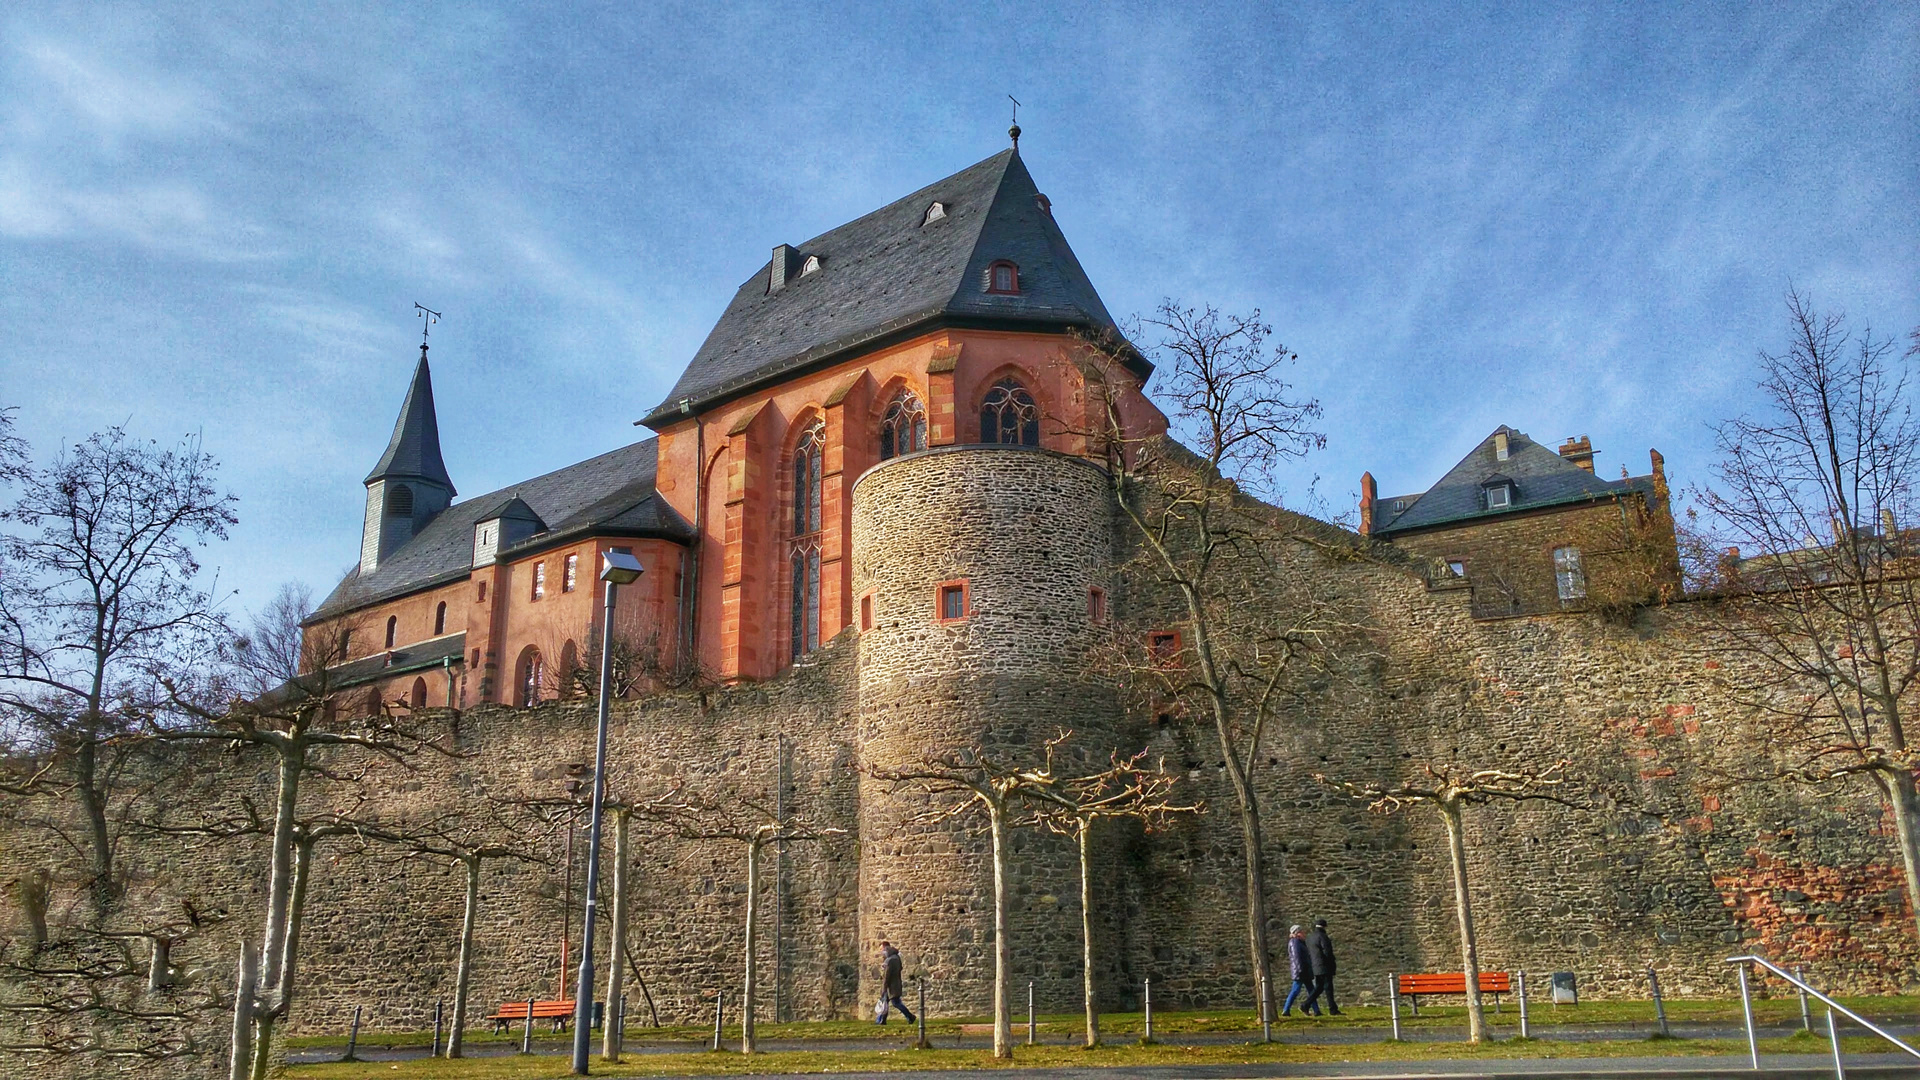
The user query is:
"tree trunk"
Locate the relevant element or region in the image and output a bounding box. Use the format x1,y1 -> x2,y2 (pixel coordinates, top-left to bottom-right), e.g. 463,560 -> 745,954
449,855 -> 480,1058
1885,771 -> 1920,946
989,799 -> 1012,1059
259,747 -> 302,995
743,834 -> 761,1055
603,812 -> 629,1060
75,739 -> 114,923
1439,800 -> 1486,1043
1077,820 -> 1099,1048
228,940 -> 258,1080
1218,748 -> 1274,1020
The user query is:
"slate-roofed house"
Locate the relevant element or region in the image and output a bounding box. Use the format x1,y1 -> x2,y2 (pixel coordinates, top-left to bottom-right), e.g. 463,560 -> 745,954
1359,427 -> 1677,616
301,141 -> 1167,704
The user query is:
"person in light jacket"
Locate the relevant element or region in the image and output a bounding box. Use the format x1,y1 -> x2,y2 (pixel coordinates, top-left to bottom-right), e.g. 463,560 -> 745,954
1280,925 -> 1316,1016
1301,918 -> 1341,1015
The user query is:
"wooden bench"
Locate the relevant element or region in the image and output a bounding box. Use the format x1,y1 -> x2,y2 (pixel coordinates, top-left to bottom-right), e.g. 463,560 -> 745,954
1394,972 -> 1511,1015
488,999 -> 576,1034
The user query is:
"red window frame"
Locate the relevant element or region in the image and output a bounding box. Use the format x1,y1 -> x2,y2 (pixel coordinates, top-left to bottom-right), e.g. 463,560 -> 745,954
986,260 -> 1020,295
1148,629 -> 1182,666
935,579 -> 970,623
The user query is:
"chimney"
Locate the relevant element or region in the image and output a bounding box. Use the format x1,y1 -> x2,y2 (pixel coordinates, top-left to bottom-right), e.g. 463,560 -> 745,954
1558,435 -> 1595,472
1359,472 -> 1377,536
1883,508 -> 1897,537
769,244 -> 795,292
1493,431 -> 1510,461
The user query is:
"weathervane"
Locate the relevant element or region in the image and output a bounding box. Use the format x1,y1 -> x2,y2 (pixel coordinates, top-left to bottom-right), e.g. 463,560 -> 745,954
1008,95 -> 1022,149
414,302 -> 441,360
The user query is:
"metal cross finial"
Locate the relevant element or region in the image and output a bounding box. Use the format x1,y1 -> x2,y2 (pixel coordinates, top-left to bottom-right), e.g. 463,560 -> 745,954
414,303 -> 441,359
1008,95 -> 1022,149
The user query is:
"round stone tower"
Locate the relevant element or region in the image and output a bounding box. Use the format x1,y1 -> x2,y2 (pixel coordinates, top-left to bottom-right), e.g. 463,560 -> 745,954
851,444 -> 1121,1012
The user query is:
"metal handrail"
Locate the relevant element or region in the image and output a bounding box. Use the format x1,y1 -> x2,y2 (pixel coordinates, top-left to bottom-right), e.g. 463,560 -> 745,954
1725,955 -> 1920,1061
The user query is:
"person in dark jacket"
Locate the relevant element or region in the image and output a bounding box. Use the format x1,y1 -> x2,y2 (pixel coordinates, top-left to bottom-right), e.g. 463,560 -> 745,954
876,941 -> 915,1024
1301,918 -> 1341,1015
1280,925 -> 1316,1016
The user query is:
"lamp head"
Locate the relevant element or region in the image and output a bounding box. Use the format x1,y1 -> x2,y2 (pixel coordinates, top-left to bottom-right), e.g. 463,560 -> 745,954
600,550 -> 644,585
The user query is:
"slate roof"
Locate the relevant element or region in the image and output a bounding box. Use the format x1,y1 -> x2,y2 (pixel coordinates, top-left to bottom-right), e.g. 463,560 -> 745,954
312,438 -> 690,621
1372,426 -> 1653,536
641,148 -> 1133,427
366,351 -> 454,490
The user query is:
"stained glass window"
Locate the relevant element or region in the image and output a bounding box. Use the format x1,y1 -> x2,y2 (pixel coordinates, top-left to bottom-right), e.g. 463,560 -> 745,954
790,420 -> 825,660
879,390 -> 928,460
981,378 -> 1040,446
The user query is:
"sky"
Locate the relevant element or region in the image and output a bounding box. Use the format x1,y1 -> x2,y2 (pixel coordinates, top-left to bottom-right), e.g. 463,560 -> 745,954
3,2 -> 1915,619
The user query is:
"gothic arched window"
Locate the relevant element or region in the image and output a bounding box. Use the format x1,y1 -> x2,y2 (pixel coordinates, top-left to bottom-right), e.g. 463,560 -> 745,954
980,378 -> 1040,447
790,419 -> 825,661
517,646 -> 543,707
879,390 -> 927,461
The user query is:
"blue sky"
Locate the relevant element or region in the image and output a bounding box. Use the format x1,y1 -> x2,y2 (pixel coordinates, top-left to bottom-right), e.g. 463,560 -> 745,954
3,2 -> 1915,617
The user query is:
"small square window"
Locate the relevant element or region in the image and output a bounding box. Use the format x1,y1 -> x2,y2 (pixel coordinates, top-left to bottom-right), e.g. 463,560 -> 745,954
936,580 -> 969,623
860,593 -> 875,632
1148,630 -> 1181,666
1487,486 -> 1511,509
1088,586 -> 1107,625
1448,560 -> 1467,578
532,561 -> 546,600
563,554 -> 578,592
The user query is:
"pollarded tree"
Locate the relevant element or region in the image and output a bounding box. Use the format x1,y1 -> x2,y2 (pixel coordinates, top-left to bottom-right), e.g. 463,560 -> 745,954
1320,761 -> 1574,1043
1692,291 -> 1920,944
1020,737 -> 1196,1048
1070,302 -> 1328,1018
0,426 -> 237,922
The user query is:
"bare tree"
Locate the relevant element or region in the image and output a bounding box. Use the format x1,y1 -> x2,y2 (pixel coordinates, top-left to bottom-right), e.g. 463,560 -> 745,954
629,786 -> 839,1055
0,427 -> 237,922
1021,737 -> 1197,1048
346,809 -> 547,1059
866,747 -> 1068,1060
1319,761 -> 1573,1043
152,641 -> 446,1080
1072,301 -> 1327,1017
1692,291 -> 1920,943
227,584 -> 314,698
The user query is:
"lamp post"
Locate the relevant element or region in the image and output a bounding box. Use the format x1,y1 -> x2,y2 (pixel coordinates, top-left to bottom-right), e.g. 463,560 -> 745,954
572,550 -> 644,1074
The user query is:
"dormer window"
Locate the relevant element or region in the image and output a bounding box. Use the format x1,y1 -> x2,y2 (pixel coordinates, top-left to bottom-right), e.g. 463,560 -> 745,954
985,261 -> 1019,295
1481,478 -> 1515,509
923,201 -> 946,225
801,254 -> 821,275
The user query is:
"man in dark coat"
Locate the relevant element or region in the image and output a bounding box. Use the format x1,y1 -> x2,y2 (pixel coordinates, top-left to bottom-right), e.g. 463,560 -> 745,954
1302,918 -> 1341,1015
1281,924 -> 1316,1016
876,940 -> 915,1024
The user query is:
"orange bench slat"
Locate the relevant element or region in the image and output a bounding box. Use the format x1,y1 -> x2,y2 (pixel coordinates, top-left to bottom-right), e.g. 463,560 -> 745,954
1397,972 -> 1511,994
489,1000 -> 577,1019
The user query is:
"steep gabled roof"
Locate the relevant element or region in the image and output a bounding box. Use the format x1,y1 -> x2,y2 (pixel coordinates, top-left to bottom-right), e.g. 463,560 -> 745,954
366,351 -> 454,491
313,438 -> 690,621
641,148 -> 1132,427
1373,426 -> 1652,536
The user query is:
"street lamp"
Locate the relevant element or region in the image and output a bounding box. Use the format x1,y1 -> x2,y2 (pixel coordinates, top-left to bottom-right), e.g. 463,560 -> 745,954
572,550 -> 643,1074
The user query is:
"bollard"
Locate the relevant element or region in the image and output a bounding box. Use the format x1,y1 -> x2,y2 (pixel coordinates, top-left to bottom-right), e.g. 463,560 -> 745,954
711,989 -> 724,1051
1389,974 -> 1401,1041
343,1005 -> 362,1062
1143,977 -> 1154,1044
1027,981 -> 1036,1046
1261,975 -> 1272,1043
1517,972 -> 1529,1039
521,998 -> 533,1054
916,979 -> 929,1049
431,998 -> 443,1058
1737,962 -> 1758,1070
1648,967 -> 1670,1038
1796,965 -> 1813,1034
1828,1007 -> 1846,1080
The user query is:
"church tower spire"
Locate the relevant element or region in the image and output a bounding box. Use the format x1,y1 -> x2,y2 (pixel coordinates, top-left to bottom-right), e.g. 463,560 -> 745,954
360,341 -> 455,574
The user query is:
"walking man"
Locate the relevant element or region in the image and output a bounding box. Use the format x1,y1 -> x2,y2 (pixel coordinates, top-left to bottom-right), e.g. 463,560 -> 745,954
1302,918 -> 1341,1016
1280,925 -> 1315,1016
876,940 -> 916,1024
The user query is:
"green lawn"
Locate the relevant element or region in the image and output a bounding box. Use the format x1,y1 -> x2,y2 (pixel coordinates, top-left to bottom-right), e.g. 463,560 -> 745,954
284,994 -> 1920,1052
286,1032 -> 1896,1079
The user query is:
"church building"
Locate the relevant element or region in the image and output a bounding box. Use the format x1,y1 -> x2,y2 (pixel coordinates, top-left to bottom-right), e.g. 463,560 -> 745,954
304,144 -> 1166,706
